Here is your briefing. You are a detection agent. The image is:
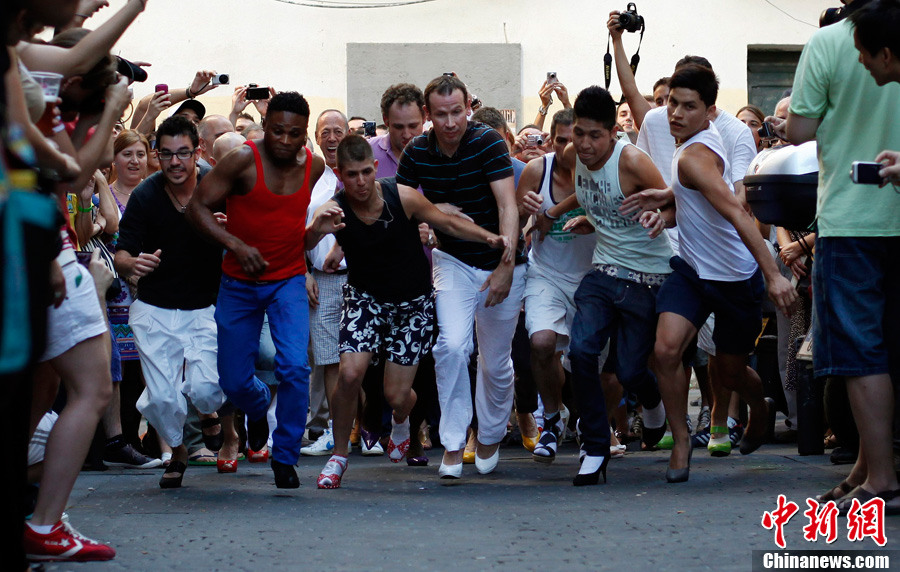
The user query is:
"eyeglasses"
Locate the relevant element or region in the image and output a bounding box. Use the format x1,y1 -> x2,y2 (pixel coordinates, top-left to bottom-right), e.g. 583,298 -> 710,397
157,148 -> 196,161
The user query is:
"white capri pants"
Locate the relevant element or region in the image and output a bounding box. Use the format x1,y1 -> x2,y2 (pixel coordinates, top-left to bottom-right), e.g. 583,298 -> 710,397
130,300 -> 225,447
431,249 -> 526,451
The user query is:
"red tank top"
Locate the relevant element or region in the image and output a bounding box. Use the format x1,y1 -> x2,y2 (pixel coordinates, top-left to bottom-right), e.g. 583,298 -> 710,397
222,141 -> 312,281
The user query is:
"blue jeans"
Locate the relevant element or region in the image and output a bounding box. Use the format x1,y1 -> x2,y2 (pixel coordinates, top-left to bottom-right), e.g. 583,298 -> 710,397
569,270 -> 662,457
813,237 -> 900,379
216,274 -> 310,465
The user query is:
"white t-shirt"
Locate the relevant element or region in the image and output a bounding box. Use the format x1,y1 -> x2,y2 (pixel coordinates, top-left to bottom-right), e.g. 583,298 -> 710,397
671,123 -> 757,281
306,167 -> 347,272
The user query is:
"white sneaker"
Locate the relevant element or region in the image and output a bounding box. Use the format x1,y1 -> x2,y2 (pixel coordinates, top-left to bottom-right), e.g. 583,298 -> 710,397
361,438 -> 384,456
300,428 -> 334,456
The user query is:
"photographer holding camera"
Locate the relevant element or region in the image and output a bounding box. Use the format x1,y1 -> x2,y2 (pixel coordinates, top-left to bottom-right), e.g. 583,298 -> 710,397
532,73 -> 572,131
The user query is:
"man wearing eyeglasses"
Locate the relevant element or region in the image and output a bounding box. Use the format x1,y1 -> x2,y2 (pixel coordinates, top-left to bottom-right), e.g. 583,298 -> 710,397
115,115 -> 227,489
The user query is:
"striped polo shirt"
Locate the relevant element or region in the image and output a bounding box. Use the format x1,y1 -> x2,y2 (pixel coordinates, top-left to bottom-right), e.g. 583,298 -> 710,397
396,122 -> 525,270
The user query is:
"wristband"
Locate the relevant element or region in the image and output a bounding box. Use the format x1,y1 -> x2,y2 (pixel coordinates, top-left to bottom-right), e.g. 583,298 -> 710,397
186,86 -> 195,99
543,211 -> 559,221
77,204 -> 93,213
52,123 -> 66,133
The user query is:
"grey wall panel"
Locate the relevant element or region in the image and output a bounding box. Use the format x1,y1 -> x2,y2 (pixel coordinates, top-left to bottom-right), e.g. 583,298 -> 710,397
347,43 -> 522,127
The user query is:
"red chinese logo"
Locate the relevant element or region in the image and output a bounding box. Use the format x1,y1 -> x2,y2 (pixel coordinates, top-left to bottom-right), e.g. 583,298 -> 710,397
762,494 -> 800,548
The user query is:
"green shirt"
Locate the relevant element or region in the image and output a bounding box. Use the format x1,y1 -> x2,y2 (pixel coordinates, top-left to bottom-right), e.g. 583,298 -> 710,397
790,19 -> 900,237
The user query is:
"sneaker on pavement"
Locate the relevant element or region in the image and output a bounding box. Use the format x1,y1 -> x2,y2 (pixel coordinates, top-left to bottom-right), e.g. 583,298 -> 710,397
24,519 -> 116,562
695,406 -> 711,434
300,428 -> 334,456
691,427 -> 710,449
361,437 -> 384,456
104,437 -> 162,469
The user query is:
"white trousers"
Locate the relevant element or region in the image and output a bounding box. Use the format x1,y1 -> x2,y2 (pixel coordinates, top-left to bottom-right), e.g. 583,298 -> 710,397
431,249 -> 526,450
131,301 -> 225,447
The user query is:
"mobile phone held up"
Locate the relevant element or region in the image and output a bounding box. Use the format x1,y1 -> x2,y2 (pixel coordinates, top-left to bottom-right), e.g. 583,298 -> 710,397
362,121 -> 377,138
850,161 -> 883,185
246,84 -> 269,100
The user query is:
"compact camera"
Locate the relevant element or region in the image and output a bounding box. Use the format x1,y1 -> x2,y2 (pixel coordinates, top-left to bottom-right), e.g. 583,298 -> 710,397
618,3 -> 644,33
246,84 -> 269,100
526,134 -> 544,147
211,73 -> 229,86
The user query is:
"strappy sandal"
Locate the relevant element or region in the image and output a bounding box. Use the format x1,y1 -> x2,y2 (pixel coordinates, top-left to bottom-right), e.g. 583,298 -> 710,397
200,417 -> 223,452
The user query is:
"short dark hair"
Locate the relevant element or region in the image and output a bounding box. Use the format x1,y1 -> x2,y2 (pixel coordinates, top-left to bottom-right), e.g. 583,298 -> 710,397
550,108 -> 574,138
517,124 -> 541,135
573,86 -> 617,130
336,134 -> 374,169
470,106 -> 507,133
267,91 -> 310,118
653,77 -> 670,91
237,112 -> 254,122
668,64 -> 719,108
156,115 -> 199,148
674,55 -> 713,72
380,83 -> 425,119
850,0 -> 900,59
348,115 -> 367,122
423,75 -> 468,109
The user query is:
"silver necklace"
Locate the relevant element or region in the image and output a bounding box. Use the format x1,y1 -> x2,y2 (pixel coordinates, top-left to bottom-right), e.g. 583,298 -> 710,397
356,193 -> 394,228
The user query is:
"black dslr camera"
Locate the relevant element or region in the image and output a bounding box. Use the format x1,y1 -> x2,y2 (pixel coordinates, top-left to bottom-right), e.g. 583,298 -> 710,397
618,3 -> 644,33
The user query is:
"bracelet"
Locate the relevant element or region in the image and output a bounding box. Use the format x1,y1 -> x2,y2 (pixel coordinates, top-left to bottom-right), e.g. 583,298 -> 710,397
77,204 -> 93,213
52,123 -> 66,133
186,86 -> 195,99
543,211 -> 559,221
538,105 -> 548,116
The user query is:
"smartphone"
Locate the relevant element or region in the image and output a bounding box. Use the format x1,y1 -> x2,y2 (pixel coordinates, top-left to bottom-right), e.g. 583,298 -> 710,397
211,73 -> 229,86
154,83 -> 168,94
758,122 -> 776,139
362,121 -> 377,138
246,86 -> 270,100
850,161 -> 883,185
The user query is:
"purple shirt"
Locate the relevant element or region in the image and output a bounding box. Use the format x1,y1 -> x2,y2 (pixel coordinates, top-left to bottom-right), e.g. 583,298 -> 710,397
370,134 -> 400,179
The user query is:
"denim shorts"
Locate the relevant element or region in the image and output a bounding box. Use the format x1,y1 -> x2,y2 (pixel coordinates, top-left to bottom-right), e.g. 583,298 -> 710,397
656,256 -> 764,355
812,237 -> 900,378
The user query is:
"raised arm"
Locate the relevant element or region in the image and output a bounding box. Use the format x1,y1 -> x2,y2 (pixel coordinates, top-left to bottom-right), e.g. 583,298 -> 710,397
17,0 -> 147,76
606,11 -> 652,129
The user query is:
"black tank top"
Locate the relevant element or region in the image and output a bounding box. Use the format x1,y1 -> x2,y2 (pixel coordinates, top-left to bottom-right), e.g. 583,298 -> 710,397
334,178 -> 432,303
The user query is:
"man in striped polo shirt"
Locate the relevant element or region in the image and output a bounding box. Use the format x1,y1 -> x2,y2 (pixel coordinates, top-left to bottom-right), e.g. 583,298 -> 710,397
396,74 -> 526,480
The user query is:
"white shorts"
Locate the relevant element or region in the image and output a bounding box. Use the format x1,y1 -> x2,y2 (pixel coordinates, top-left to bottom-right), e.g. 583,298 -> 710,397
40,262 -> 109,362
523,266 -> 579,352
697,313 -> 717,357
28,411 -> 58,466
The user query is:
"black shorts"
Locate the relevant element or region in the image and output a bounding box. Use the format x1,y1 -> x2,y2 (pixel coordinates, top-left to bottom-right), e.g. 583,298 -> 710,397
339,284 -> 436,366
656,256 -> 763,355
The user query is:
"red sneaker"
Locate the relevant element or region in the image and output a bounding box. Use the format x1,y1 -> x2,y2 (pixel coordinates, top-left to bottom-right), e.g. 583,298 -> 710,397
24,519 -> 116,562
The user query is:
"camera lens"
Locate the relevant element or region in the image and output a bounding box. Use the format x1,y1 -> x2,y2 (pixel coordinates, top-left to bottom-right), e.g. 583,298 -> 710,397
219,74 -> 229,84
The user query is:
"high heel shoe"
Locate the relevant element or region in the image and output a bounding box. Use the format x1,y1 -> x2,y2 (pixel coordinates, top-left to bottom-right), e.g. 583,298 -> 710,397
474,447 -> 499,475
573,455 -> 609,486
438,460 -> 463,480
665,445 -> 693,483
159,461 -> 187,489
217,458 -> 238,473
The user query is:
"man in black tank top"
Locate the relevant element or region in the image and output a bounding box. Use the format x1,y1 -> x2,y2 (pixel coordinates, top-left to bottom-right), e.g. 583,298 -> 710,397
305,136 -> 509,488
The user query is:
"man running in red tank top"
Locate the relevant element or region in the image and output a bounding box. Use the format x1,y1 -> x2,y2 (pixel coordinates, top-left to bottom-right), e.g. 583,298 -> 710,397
187,91 -> 325,488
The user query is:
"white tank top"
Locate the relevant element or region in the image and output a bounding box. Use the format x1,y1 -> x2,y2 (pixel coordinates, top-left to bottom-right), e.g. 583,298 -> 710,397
671,124 -> 757,281
575,140 -> 673,274
528,153 -> 594,284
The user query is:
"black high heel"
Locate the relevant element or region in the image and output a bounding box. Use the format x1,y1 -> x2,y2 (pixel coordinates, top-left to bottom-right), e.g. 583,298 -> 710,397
159,461 -> 186,489
665,445 -> 693,483
573,455 -> 609,486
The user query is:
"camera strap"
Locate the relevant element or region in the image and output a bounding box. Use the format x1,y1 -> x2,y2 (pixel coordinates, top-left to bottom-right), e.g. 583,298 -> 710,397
604,25 -> 645,104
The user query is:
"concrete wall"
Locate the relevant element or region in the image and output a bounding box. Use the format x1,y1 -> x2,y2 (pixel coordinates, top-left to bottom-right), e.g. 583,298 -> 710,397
346,43 -> 521,125
87,0 -> 833,125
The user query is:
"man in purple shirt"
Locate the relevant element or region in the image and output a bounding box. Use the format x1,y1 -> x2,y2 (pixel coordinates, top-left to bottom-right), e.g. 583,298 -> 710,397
369,83 -> 425,178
